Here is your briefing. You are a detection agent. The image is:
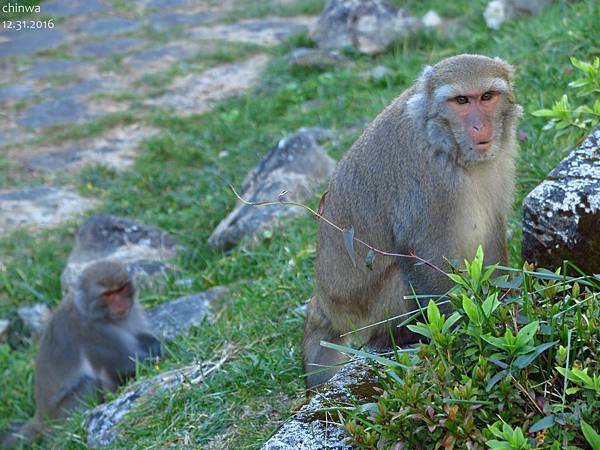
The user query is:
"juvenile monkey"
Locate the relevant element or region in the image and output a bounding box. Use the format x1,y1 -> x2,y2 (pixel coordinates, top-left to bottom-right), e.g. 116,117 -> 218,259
2,260 -> 161,447
303,54 -> 521,388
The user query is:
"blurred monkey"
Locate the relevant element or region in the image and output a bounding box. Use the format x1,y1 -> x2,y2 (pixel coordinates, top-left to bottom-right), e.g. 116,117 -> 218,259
2,260 -> 160,447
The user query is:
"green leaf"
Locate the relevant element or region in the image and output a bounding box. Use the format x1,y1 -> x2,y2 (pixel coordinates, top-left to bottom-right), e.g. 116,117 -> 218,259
515,321 -> 538,348
481,264 -> 497,283
529,415 -> 555,433
486,440 -> 513,450
482,334 -> 507,350
441,311 -> 462,334
581,420 -> 600,450
486,369 -> 508,391
407,324 -> 432,339
427,299 -> 441,325
365,249 -> 375,271
448,273 -> 470,289
513,341 -> 558,369
319,341 -> 405,369
482,292 -> 500,318
462,295 -> 480,325
532,108 -> 559,117
342,227 -> 356,267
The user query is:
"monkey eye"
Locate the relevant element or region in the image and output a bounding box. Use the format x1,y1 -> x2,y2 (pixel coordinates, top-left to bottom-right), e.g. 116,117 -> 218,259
481,91 -> 495,101
453,96 -> 469,105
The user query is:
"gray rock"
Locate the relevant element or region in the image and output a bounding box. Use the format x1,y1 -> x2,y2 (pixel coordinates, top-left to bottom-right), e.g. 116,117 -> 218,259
24,125 -> 156,173
43,79 -> 105,99
61,214 -> 180,296
262,360 -> 377,449
484,0 -> 553,29
0,28 -> 66,58
28,59 -> 85,80
127,46 -> 178,63
368,64 -> 392,81
522,125 -> 600,274
26,148 -> 83,172
0,128 -> 28,148
85,343 -> 234,448
43,0 -> 107,17
148,12 -> 214,31
18,98 -> 89,129
79,16 -> 141,37
74,38 -> 144,58
0,84 -> 34,103
422,10 -> 443,28
311,0 -> 420,55
293,303 -> 308,316
142,0 -> 190,7
208,127 -> 336,250
0,187 -> 98,236
0,319 -> 9,343
147,287 -> 228,340
17,304 -> 52,336
287,48 -> 347,68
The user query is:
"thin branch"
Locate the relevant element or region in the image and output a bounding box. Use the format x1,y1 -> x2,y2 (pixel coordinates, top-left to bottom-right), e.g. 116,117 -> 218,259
230,185 -> 447,276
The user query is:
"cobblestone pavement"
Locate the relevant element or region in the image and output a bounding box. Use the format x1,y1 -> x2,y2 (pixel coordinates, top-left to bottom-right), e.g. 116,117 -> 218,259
0,0 -> 315,235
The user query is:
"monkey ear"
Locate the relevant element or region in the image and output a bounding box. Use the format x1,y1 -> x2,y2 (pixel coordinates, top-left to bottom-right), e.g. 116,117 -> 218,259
406,65 -> 433,123
493,56 -> 516,78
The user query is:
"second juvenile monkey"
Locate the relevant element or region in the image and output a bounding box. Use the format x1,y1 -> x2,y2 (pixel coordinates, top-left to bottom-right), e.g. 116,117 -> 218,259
2,260 -> 161,447
303,54 -> 521,388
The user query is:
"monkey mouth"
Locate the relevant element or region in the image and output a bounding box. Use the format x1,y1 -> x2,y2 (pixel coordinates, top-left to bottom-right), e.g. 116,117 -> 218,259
474,141 -> 491,151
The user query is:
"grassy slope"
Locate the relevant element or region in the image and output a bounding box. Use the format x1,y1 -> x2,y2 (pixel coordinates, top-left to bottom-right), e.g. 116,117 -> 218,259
1,0 -> 599,448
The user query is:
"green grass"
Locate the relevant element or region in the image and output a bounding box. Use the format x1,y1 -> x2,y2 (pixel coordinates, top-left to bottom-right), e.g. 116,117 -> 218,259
1,0 -> 599,448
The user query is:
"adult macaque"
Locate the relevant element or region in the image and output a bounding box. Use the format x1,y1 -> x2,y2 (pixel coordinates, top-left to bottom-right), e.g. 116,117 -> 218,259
2,260 -> 161,447
303,54 -> 520,389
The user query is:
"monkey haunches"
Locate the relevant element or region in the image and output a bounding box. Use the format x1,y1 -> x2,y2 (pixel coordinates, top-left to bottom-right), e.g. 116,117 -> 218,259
1,260 -> 161,448
303,54 -> 520,389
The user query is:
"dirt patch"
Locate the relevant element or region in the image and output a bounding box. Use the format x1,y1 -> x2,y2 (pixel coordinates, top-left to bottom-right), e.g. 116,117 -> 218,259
146,53 -> 270,115
0,187 -> 99,236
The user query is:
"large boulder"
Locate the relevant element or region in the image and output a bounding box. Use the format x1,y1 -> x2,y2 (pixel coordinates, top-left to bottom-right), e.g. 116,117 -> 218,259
484,0 -> 553,29
522,126 -> 600,273
147,286 -> 228,340
61,215 -> 180,296
208,128 -> 336,250
262,360 -> 378,449
310,0 -> 420,55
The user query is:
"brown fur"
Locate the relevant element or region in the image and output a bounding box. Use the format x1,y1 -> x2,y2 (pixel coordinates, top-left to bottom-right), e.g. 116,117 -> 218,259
2,261 -> 161,447
303,54 -> 521,389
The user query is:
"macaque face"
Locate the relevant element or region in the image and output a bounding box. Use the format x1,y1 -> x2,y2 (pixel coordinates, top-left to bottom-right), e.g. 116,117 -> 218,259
76,261 -> 136,321
447,90 -> 502,153
101,283 -> 133,319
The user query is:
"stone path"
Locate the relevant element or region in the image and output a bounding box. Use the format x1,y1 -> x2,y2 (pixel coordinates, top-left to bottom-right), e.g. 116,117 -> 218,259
0,0 -> 316,235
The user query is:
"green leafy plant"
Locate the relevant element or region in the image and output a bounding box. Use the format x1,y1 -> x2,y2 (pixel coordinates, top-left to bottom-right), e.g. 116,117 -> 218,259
338,248 -> 599,449
532,57 -> 600,139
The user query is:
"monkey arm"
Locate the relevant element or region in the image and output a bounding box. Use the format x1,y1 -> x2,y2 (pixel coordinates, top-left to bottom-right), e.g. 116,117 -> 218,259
135,333 -> 162,361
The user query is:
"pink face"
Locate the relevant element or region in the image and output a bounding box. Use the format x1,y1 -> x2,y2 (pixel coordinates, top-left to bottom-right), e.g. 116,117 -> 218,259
446,90 -> 502,152
102,284 -> 132,318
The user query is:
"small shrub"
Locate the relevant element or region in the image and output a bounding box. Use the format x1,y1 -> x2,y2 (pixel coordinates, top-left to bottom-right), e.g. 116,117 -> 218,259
533,57 -> 600,140
340,248 -> 599,449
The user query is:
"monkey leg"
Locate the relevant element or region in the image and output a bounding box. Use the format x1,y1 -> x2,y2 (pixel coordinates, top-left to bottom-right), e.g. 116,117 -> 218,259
363,270 -> 422,350
52,374 -> 102,416
302,296 -> 350,390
